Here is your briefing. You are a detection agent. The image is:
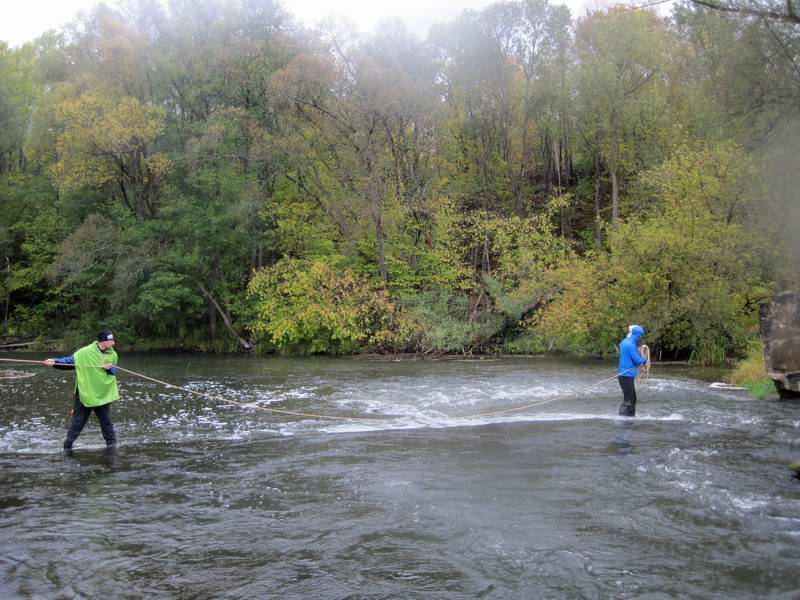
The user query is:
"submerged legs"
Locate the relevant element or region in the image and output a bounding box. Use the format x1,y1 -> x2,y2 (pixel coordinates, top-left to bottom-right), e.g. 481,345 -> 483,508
64,391 -> 117,449
618,375 -> 637,417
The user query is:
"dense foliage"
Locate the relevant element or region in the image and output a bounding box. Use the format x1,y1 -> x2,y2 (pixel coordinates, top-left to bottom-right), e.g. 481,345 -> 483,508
1,0 -> 796,362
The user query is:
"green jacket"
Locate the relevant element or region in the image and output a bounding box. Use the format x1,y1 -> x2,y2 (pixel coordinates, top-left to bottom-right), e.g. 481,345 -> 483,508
73,342 -> 119,407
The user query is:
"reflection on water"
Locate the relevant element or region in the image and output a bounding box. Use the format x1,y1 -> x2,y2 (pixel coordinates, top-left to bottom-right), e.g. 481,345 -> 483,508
1,353 -> 798,598
610,420 -> 636,455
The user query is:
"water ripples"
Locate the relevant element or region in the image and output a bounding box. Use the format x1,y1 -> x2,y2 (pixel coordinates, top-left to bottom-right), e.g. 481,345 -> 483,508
1,355 -> 799,598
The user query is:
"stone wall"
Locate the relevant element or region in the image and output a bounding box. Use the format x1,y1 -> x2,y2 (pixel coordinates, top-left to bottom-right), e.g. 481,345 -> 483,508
760,291 -> 800,400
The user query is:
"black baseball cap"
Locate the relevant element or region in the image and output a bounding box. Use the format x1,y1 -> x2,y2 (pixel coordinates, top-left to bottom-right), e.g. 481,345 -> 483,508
97,329 -> 114,342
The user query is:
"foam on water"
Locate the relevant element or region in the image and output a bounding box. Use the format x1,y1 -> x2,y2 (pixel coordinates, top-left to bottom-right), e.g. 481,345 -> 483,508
0,360 -> 781,454
313,410 -> 688,435
0,365 -> 710,451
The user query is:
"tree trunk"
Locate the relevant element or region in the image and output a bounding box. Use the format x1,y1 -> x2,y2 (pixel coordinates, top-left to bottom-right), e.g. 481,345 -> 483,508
483,235 -> 491,273
3,256 -> 10,333
594,146 -> 603,246
368,172 -> 388,283
544,129 -> 553,190
553,138 -> 562,189
373,206 -> 388,283
197,283 -> 252,350
519,77 -> 533,213
609,110 -> 620,228
207,296 -> 217,341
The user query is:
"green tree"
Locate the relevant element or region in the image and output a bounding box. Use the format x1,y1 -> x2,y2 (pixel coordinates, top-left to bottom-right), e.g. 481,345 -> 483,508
51,94 -> 170,219
538,144 -> 770,363
248,255 -> 401,354
575,8 -> 670,228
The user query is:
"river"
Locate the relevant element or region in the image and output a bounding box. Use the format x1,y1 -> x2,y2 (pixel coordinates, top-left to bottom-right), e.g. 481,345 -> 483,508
1,353 -> 798,598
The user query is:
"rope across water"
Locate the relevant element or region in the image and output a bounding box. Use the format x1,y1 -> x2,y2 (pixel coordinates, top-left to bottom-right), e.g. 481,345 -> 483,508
0,355 -> 650,422
0,357 -> 380,421
469,346 -> 649,418
114,365 -> 382,422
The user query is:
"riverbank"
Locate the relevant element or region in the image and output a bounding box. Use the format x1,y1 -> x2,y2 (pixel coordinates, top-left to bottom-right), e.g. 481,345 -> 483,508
738,379 -> 778,399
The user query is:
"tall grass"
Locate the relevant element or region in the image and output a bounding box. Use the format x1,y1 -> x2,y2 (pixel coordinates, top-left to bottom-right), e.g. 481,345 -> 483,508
729,339 -> 775,398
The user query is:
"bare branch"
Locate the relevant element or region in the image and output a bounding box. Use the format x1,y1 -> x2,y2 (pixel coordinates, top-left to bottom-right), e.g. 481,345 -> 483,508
689,0 -> 800,24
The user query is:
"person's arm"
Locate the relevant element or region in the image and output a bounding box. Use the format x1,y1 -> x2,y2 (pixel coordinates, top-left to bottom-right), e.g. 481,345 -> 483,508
102,363 -> 118,376
627,344 -> 647,366
43,355 -> 75,370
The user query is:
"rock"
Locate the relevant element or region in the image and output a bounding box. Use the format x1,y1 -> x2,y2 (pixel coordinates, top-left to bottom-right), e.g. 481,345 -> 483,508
760,292 -> 800,400
708,382 -> 749,391
790,461 -> 800,475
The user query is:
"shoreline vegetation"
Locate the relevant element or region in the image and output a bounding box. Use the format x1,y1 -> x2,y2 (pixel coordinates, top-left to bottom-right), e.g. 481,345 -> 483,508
0,335 -> 742,362
728,340 -> 775,399
0,333 -> 695,363
1,0 -> 797,374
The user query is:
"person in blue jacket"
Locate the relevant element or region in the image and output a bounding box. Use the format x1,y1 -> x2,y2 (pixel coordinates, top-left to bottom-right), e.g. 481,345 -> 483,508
618,324 -> 647,417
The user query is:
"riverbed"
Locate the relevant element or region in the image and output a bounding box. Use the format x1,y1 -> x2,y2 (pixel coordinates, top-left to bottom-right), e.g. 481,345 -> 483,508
1,354 -> 798,598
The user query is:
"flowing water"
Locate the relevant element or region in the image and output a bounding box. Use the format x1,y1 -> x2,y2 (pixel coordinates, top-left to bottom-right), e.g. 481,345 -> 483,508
1,353 -> 798,599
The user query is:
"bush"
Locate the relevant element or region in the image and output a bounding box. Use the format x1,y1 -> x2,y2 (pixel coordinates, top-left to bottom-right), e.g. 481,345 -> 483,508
400,290 -> 505,354
247,255 -> 402,354
729,338 -> 774,398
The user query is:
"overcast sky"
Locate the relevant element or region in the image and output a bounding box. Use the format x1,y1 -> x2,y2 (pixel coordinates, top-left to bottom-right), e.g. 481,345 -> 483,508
0,0 -> 606,48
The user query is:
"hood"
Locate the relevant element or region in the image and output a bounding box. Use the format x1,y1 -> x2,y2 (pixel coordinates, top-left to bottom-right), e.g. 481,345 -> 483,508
627,324 -> 645,341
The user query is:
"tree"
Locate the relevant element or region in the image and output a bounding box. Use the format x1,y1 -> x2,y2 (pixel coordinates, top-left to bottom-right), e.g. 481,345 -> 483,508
0,42 -> 39,174
52,94 -> 170,219
431,0 -> 575,213
537,144 -> 769,363
273,21 -> 439,283
575,8 -> 670,228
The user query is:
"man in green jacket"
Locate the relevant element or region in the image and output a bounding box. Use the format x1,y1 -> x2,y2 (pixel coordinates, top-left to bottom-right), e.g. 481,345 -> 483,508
45,329 -> 120,450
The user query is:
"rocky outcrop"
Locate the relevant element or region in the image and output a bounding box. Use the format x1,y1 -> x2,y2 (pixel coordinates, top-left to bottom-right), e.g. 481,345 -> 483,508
760,292 -> 800,400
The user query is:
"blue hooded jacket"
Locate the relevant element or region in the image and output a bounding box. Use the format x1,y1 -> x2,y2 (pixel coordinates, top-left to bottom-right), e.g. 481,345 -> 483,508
618,325 -> 647,377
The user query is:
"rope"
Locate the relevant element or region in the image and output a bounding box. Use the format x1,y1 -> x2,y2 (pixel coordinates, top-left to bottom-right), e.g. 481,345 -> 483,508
0,358 -> 382,422
0,357 -> 59,366
637,345 -> 651,382
462,345 -> 651,418
466,372 -> 624,418
113,365 -> 383,422
0,356 -> 649,422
